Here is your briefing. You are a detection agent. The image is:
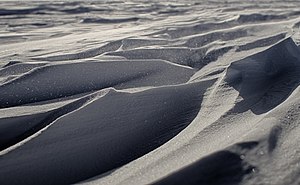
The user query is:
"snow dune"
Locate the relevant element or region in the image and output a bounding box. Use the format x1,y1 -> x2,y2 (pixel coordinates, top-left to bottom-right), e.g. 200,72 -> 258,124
1,0 -> 300,185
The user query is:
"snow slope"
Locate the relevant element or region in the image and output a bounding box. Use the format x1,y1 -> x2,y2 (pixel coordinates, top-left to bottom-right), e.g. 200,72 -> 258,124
0,0 -> 300,185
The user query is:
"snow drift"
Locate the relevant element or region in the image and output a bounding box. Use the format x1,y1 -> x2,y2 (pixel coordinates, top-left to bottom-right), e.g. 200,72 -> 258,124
1,0 -> 300,185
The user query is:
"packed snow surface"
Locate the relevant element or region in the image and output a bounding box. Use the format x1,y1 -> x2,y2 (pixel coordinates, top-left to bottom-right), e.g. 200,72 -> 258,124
1,0 -> 300,184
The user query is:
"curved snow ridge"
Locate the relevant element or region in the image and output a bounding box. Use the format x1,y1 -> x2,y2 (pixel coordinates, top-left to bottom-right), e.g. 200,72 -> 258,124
0,60 -> 195,108
32,40 -> 123,61
0,88 -> 111,156
0,79 -> 215,185
236,33 -> 287,52
224,37 -> 300,114
0,89 -> 105,152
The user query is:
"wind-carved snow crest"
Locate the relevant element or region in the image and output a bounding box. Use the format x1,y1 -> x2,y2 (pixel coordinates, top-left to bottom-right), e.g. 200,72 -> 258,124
0,0 -> 300,185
